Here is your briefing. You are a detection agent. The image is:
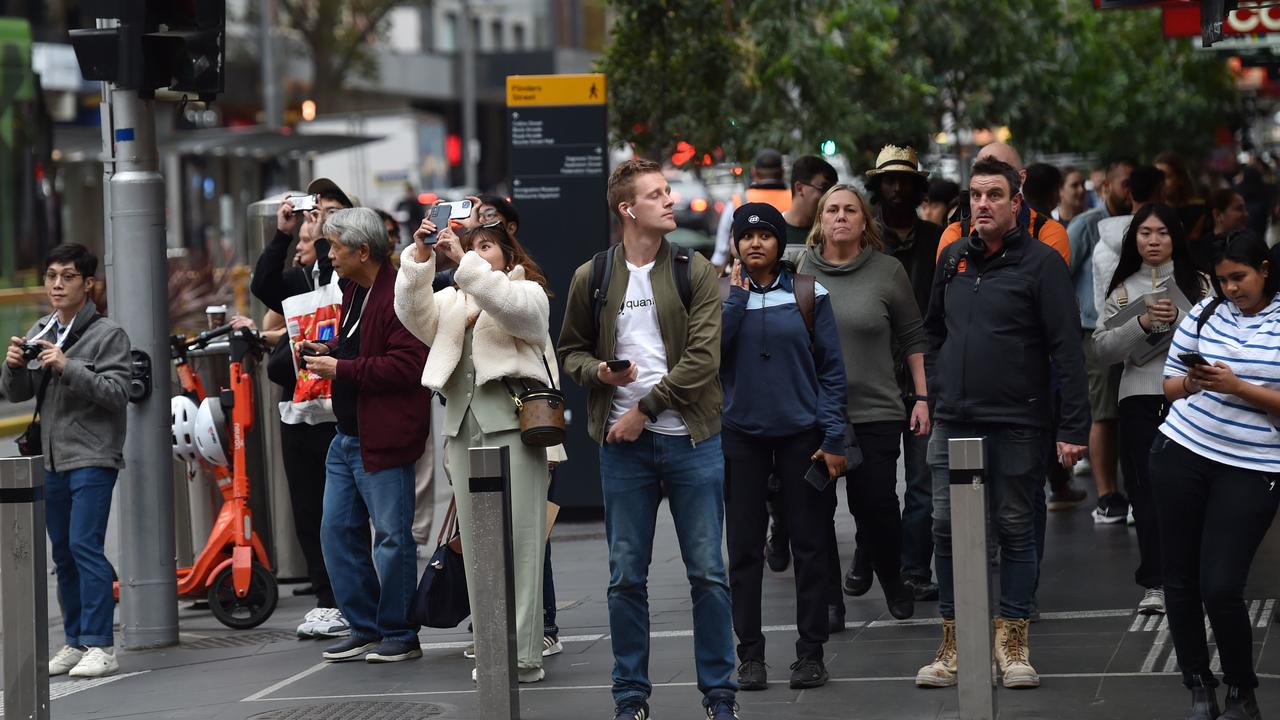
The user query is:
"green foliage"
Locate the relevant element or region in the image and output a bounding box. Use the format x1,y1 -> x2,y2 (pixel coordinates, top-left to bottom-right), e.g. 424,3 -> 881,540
600,0 -> 1237,164
278,0 -> 401,109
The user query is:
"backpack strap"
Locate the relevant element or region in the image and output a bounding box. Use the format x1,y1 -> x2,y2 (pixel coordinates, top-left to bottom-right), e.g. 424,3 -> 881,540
669,242 -> 693,312
793,273 -> 816,337
960,218 -> 970,239
1031,211 -> 1048,239
1196,296 -> 1225,337
1115,284 -> 1129,307
940,241 -> 967,285
588,244 -> 617,353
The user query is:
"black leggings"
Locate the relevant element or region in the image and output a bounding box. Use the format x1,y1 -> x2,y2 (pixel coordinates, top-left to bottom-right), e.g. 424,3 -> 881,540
1118,395 -> 1165,590
1149,434 -> 1279,689
724,426 -> 835,662
280,420 -> 338,608
828,421 -> 904,602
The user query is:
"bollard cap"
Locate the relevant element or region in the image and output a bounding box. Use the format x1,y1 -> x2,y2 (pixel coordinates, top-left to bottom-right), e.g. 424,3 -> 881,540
947,437 -> 987,472
0,455 -> 44,496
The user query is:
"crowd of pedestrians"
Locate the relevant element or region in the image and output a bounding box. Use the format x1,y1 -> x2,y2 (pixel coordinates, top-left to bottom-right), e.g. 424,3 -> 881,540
21,141 -> 1278,720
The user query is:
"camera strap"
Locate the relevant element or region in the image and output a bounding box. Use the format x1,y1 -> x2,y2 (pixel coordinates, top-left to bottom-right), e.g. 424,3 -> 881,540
30,313 -> 102,415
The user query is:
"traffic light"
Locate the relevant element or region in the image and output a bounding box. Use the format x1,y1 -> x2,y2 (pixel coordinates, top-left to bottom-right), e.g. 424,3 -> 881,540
820,139 -> 837,157
69,0 -> 225,101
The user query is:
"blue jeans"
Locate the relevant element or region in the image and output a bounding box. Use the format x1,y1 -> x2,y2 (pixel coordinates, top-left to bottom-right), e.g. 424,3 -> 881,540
45,467 -> 118,648
321,431 -> 418,643
599,431 -> 737,708
929,422 -> 1042,620
900,427 -> 934,581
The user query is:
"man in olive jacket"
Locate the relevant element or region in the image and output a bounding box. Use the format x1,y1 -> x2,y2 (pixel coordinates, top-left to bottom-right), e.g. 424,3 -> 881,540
558,159 -> 739,720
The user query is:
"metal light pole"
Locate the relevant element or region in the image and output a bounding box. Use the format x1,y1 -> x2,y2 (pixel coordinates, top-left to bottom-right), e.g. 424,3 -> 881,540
105,86 -> 178,650
260,0 -> 281,129
459,0 -> 478,190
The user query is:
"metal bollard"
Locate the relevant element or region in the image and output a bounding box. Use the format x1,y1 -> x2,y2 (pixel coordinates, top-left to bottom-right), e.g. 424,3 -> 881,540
949,437 -> 997,720
1,455 -> 50,720
467,446 -> 519,719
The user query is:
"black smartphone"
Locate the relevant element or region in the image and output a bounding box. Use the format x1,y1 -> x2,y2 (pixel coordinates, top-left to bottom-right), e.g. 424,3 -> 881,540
421,203 -> 451,245
804,459 -> 833,492
606,360 -> 631,372
1178,351 -> 1210,367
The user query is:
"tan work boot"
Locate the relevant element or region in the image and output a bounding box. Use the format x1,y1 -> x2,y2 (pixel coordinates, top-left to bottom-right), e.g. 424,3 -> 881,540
994,617 -> 1040,688
915,617 -> 958,687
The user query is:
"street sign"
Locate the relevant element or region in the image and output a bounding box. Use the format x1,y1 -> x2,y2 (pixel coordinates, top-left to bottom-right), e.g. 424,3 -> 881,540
506,73 -> 608,508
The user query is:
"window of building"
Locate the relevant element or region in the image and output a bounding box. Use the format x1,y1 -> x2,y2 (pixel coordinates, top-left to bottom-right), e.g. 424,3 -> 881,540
512,24 -> 525,50
491,20 -> 503,50
471,17 -> 482,50
440,11 -> 458,52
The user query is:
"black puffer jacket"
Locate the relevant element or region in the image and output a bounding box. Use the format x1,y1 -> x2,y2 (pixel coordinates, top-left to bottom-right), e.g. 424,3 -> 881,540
923,225 -> 1090,444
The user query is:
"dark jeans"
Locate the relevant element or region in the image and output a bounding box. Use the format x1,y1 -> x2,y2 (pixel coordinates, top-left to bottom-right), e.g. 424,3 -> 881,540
280,420 -> 338,608
599,431 -> 736,708
1150,434 -> 1279,689
900,426 -> 934,581
931,421 -> 1042,619
46,467 -> 118,648
724,426 -> 835,662
828,421 -> 904,603
1118,396 -> 1165,589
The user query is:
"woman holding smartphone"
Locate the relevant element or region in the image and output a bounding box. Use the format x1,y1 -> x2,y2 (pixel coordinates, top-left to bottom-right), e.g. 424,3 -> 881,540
720,203 -> 848,692
1154,230 -> 1280,720
1092,204 -> 1206,618
796,184 -> 929,625
394,217 -> 563,683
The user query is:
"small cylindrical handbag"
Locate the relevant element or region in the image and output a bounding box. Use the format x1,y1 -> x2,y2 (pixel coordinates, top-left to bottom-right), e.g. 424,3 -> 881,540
503,355 -> 566,448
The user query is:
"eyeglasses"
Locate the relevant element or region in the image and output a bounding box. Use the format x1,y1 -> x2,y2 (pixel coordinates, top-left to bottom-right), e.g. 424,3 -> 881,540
798,180 -> 832,195
478,208 -> 503,223
44,271 -> 83,285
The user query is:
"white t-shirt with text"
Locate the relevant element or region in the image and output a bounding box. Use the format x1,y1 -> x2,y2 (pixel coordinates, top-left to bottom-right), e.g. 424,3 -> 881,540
607,261 -> 688,435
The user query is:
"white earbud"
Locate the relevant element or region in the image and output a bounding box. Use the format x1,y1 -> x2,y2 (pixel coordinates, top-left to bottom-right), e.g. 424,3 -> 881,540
626,208 -> 637,219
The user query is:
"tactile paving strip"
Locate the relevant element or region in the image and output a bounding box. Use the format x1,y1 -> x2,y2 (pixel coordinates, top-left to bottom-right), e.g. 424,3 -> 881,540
182,630 -> 296,649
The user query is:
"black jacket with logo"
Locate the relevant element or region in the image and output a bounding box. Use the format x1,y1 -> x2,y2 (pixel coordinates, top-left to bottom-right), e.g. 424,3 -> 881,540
923,225 -> 1090,444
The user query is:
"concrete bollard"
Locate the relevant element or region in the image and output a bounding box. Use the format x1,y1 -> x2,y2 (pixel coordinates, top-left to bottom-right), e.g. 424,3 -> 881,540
949,437 -> 997,720
467,446 -> 518,719
1,454 -> 50,720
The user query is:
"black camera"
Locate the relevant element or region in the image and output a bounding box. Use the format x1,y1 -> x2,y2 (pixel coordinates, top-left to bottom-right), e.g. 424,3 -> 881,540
21,342 -> 42,362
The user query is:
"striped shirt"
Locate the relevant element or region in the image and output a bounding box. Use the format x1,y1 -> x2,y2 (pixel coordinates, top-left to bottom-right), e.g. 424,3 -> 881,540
1161,294 -> 1280,472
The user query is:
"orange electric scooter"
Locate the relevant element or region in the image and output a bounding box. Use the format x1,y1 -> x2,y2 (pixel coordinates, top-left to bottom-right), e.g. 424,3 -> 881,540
115,324 -> 279,628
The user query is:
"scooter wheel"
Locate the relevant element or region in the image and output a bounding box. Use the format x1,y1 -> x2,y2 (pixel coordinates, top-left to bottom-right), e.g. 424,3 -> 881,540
208,561 -> 278,630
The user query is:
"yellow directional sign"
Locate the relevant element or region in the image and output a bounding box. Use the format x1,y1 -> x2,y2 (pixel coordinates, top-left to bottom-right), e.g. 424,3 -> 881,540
506,73 -> 606,107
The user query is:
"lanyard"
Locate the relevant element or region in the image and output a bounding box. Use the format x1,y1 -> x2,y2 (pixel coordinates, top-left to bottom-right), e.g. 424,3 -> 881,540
33,314 -> 75,348
343,286 -> 370,339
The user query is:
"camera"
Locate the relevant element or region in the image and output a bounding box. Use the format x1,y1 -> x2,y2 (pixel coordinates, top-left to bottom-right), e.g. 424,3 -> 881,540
21,342 -> 41,362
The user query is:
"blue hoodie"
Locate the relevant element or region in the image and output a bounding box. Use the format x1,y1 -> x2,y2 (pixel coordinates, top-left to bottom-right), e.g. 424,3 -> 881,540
721,267 -> 847,453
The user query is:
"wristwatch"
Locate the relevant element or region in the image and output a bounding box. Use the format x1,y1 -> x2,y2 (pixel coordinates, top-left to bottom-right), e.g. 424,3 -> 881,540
909,394 -> 929,403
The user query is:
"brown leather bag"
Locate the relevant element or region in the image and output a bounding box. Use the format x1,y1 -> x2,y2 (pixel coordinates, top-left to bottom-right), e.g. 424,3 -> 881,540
503,355 -> 566,448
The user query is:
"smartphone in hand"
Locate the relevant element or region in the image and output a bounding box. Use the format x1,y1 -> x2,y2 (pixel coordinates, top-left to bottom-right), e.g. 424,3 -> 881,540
421,204 -> 451,245
606,360 -> 631,373
804,459 -> 833,492
1178,351 -> 1210,367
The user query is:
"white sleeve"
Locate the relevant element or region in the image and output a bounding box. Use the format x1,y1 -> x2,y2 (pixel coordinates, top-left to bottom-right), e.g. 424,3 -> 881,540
711,200 -> 736,267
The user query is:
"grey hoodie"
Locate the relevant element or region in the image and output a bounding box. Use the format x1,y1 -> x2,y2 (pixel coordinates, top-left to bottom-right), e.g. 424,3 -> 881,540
1,301 -> 131,472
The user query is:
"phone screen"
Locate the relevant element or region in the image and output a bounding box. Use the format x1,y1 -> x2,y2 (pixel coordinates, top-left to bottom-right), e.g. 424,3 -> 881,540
1179,352 -> 1210,367
804,459 -> 832,492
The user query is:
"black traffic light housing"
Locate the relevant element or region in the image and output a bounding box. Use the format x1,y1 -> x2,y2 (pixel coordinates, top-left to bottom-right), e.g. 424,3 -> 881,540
69,0 -> 225,102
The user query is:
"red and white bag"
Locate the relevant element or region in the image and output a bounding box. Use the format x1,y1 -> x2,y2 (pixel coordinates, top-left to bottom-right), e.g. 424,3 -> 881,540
280,279 -> 342,424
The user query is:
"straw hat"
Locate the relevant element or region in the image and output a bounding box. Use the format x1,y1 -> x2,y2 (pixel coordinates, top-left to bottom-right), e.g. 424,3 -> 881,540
865,145 -> 929,179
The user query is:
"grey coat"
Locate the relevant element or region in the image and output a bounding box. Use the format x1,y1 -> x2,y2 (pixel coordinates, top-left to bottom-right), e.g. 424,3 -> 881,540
1,301 -> 131,471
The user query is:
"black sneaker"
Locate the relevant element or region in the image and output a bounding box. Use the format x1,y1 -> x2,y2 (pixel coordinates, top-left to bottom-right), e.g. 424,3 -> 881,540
789,657 -> 829,689
765,532 -> 790,572
1047,482 -> 1088,511
365,638 -> 423,663
737,659 -> 767,691
1220,685 -> 1261,720
1092,493 -> 1129,525
705,698 -> 740,719
842,549 -> 873,597
613,701 -> 650,720
903,576 -> 940,601
321,636 -> 378,662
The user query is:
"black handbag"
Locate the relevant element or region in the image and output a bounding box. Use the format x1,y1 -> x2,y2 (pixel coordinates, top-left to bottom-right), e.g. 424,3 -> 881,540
15,371 -> 50,457
411,498 -> 471,629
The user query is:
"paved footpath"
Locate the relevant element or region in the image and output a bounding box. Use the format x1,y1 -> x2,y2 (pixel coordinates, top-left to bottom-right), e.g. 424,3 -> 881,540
2,474 -> 1278,720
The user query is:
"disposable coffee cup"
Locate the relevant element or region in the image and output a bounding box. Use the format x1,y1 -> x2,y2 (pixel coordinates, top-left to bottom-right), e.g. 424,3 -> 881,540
206,304 -> 228,329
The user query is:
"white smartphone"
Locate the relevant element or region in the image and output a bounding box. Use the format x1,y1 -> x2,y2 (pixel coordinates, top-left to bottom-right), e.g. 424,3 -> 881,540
439,199 -> 474,220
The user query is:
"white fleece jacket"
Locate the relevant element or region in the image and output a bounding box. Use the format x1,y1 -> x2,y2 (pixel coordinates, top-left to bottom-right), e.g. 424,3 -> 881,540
394,245 -> 554,392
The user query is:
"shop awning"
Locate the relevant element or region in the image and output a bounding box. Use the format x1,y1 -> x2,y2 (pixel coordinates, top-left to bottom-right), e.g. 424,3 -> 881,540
53,124 -> 380,163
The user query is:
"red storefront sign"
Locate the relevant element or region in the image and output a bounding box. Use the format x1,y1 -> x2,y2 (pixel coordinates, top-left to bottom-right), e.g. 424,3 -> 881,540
1163,4 -> 1280,37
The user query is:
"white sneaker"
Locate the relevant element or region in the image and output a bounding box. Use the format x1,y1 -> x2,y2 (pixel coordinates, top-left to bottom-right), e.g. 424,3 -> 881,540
1139,588 -> 1166,615
297,608 -> 350,638
68,647 -> 119,678
49,645 -> 85,676
470,666 -> 545,683
1073,457 -> 1092,476
462,643 -> 475,659
542,635 -> 563,657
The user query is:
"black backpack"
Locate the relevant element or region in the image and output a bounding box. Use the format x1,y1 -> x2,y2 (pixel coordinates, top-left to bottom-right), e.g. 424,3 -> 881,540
588,242 -> 694,346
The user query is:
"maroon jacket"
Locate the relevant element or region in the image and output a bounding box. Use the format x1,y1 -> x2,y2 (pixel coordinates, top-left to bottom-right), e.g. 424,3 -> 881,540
334,261 -> 431,473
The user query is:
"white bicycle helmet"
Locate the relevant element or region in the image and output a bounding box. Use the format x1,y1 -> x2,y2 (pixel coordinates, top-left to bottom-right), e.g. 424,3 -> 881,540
194,397 -> 230,467
171,396 -> 201,464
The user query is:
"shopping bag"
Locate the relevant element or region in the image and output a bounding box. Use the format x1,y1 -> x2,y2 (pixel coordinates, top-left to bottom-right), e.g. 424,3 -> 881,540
281,279 -> 342,420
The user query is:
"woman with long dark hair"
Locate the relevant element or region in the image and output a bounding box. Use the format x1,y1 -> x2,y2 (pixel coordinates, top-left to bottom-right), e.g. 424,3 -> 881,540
395,220 -> 563,683
1092,204 -> 1206,617
1154,230 -> 1280,720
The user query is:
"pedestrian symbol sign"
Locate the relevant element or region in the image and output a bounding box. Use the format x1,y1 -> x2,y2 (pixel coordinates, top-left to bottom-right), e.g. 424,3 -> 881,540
506,73 -> 607,107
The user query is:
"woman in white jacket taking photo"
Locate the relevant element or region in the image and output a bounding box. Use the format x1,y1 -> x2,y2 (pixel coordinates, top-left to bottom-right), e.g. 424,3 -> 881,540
394,219 -> 561,683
